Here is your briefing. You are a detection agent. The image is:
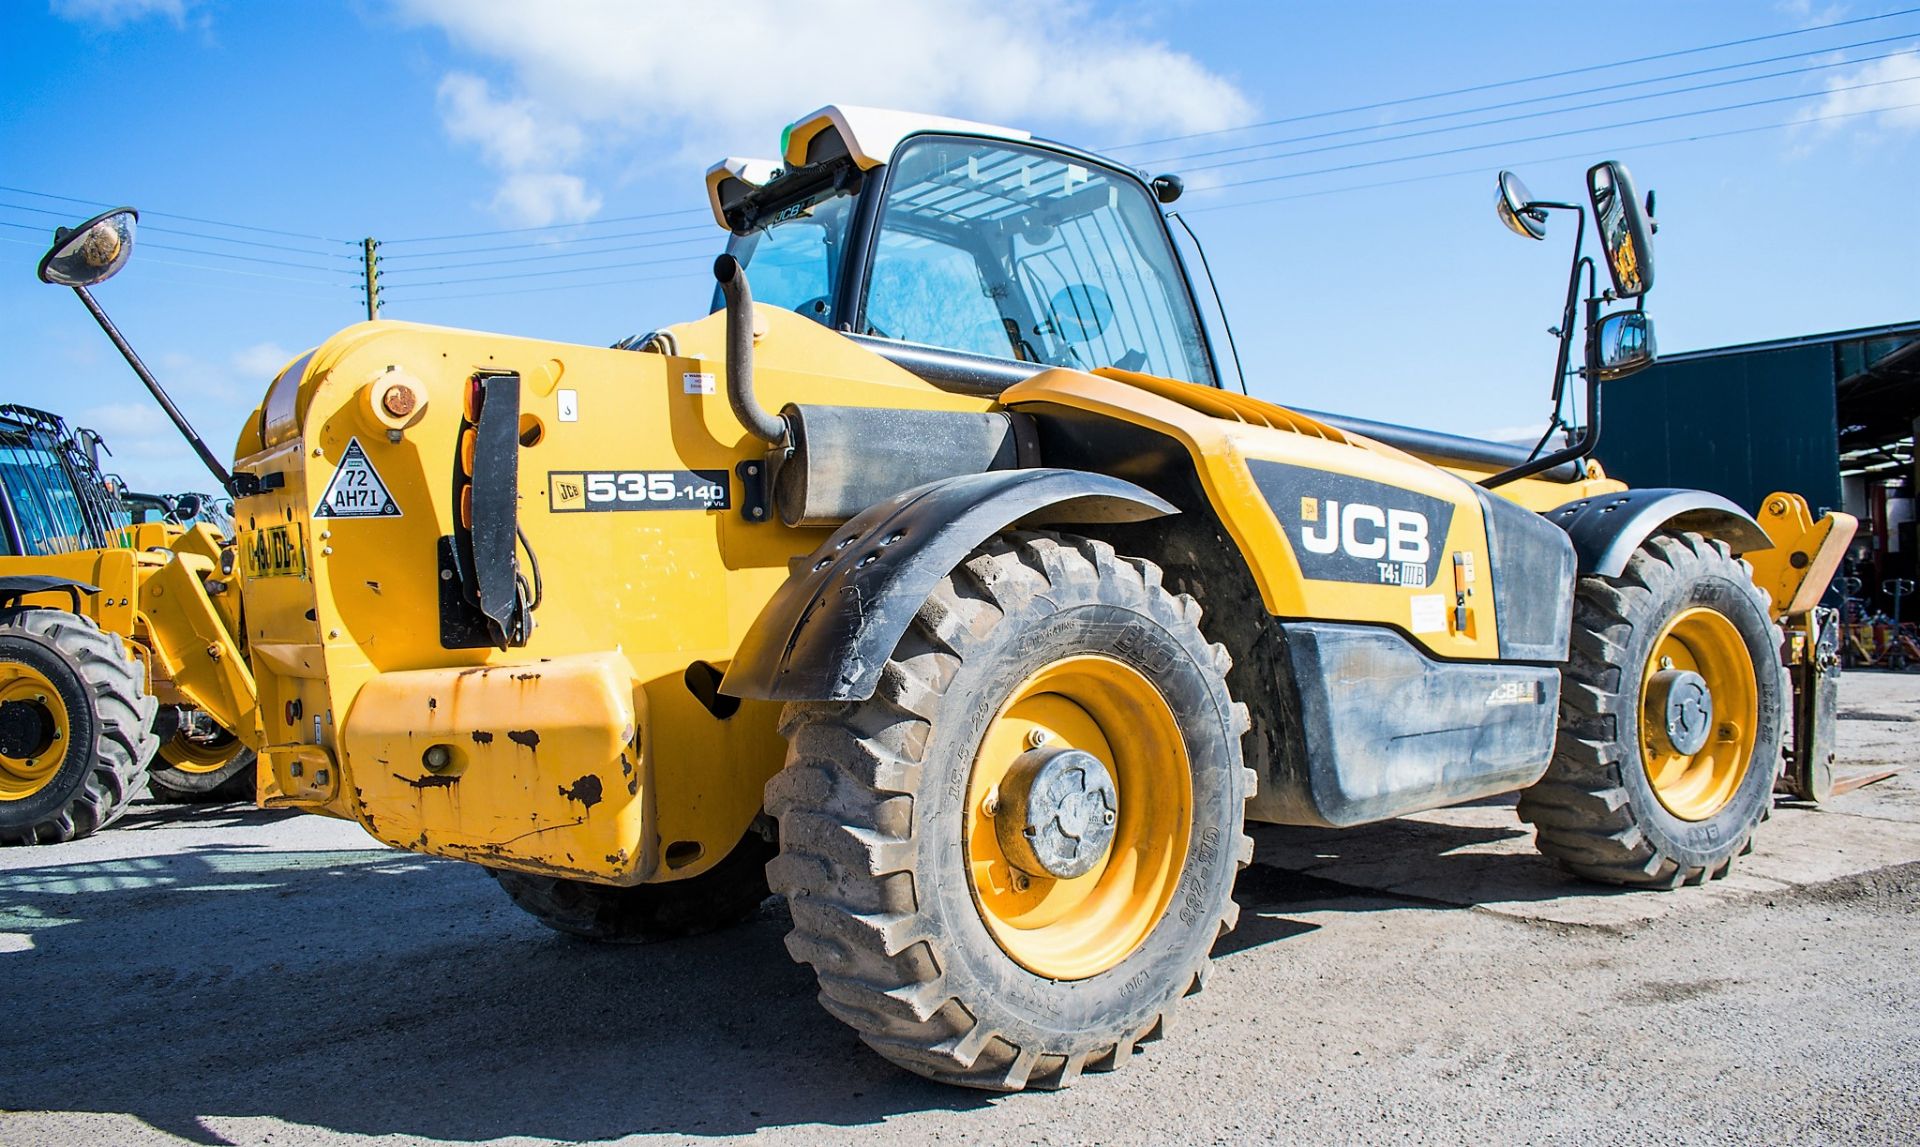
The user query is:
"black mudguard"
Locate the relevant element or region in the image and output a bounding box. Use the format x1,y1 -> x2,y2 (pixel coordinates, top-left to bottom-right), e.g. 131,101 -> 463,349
720,468 -> 1176,702
0,575 -> 101,611
1547,488 -> 1772,578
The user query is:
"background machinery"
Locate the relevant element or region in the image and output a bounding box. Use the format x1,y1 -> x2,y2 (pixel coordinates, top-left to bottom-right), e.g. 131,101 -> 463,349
40,105 -> 1854,1087
0,400 -> 259,844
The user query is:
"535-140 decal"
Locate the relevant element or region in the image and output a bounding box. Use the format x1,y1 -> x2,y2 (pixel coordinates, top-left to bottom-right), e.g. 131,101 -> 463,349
548,469 -> 730,512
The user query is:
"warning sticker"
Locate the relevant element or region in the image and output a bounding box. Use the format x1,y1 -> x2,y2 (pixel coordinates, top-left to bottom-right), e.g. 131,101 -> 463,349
313,437 -> 401,519
1409,593 -> 1448,635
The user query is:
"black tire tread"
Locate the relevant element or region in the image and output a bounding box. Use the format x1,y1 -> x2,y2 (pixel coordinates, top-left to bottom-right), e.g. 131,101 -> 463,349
766,531 -> 1252,1091
0,607 -> 157,846
1519,532 -> 1785,887
148,746 -> 257,803
489,829 -> 775,943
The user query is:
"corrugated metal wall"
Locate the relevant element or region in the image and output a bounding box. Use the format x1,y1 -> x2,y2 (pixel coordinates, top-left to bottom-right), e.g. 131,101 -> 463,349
1596,343 -> 1843,516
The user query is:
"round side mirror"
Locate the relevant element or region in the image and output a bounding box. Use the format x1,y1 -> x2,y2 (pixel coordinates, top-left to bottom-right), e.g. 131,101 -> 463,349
37,208 -> 139,288
1048,284 -> 1114,343
1495,171 -> 1546,241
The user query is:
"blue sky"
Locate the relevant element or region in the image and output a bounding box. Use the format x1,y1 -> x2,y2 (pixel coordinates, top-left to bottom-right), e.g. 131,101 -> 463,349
2,0 -> 1916,492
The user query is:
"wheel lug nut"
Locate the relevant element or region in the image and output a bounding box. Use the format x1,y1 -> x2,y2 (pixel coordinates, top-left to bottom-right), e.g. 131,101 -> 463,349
1103,809 -> 1116,825
1010,870 -> 1030,892
983,788 -> 1000,818
1026,729 -> 1050,749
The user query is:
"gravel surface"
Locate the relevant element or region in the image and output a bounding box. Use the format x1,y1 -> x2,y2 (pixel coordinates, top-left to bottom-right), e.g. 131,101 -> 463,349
0,672 -> 1915,1146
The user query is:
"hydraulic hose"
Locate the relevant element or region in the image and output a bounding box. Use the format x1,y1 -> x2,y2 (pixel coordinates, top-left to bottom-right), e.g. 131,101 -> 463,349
711,255 -> 788,446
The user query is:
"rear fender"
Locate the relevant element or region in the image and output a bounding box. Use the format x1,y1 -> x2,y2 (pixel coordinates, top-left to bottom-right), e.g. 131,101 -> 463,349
1547,488 -> 1772,578
719,468 -> 1175,702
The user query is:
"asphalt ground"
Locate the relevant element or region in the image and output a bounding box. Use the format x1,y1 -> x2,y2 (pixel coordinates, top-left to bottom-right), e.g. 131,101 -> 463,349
0,671 -> 1915,1146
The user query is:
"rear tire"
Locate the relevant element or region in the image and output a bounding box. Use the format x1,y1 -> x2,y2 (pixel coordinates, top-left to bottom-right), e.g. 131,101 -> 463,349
0,608 -> 157,845
766,532 -> 1253,1091
148,733 -> 257,803
1520,532 -> 1785,887
489,829 -> 775,943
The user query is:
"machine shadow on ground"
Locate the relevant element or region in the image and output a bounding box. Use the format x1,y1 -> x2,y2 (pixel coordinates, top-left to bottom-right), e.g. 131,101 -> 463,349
0,804 -> 1631,1144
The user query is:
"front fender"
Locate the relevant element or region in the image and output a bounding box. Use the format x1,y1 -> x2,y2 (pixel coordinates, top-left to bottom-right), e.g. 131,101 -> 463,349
1547,488 -> 1772,578
720,468 -> 1176,702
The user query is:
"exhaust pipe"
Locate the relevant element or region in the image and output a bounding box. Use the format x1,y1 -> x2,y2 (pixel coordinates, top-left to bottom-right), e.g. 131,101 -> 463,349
712,255 -> 788,446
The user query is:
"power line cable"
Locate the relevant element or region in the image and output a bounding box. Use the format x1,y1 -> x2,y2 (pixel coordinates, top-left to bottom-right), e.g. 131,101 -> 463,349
1179,51 -> 1919,176
1185,97 -> 1920,215
1197,72 -> 1919,191
0,197 -> 356,259
394,251 -> 711,290
138,241 -> 359,276
0,184 -> 356,246
382,206 -> 711,246
387,234 -> 713,275
1106,4 -> 1920,151
1135,34 -> 1918,168
377,223 -> 715,261
395,268 -> 711,304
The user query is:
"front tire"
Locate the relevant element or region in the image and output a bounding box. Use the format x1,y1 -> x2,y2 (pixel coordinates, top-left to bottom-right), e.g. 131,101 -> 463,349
766,532 -> 1253,1091
489,829 -> 776,943
0,608 -> 157,845
1520,532 -> 1786,887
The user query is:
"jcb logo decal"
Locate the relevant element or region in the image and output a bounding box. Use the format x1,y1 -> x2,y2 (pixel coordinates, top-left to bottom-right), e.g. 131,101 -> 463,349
1249,461 -> 1455,588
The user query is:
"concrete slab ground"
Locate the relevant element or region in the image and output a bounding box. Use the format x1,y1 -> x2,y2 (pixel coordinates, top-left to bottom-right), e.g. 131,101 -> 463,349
0,671 -> 1914,1145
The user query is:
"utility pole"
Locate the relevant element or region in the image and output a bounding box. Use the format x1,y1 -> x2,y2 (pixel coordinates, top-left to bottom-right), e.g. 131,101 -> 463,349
361,237 -> 381,320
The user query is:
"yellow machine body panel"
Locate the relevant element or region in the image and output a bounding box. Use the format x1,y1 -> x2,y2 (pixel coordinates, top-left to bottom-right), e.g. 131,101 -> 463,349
0,547 -> 148,639
231,308 -> 995,882
1002,368 -> 1613,660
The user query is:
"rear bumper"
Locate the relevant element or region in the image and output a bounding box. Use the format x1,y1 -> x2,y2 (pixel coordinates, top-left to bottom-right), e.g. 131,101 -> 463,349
282,651 -> 654,882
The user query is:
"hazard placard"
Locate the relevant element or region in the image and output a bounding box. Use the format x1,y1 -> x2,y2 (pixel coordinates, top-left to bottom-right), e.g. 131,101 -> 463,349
313,437 -> 401,519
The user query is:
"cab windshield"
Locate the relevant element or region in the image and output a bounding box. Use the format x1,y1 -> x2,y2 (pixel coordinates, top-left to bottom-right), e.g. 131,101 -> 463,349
724,136 -> 1214,386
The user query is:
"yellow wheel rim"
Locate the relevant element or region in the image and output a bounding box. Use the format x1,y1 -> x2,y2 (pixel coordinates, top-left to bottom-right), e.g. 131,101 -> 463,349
1639,607 -> 1758,821
159,729 -> 243,773
963,655 -> 1191,980
0,665 -> 70,802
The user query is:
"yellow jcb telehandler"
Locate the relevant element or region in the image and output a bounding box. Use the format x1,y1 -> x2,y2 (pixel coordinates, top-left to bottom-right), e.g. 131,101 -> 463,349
0,399 -> 262,842
41,106 -> 1853,1088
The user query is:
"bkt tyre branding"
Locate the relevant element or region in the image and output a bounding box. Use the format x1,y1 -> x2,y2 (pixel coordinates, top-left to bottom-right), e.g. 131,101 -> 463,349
1248,461 -> 1455,588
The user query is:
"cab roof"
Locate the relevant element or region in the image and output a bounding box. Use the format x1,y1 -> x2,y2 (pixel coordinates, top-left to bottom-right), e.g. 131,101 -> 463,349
706,104 -> 1032,231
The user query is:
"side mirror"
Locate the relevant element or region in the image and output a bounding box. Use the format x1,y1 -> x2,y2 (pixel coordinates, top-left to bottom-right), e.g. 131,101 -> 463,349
1496,171 -> 1547,240
37,208 -> 139,288
1592,310 -> 1656,380
1586,161 -> 1653,297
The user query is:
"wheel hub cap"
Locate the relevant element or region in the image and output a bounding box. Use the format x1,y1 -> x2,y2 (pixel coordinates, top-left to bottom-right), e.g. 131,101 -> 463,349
0,699 -> 54,761
1645,668 -> 1712,756
996,747 -> 1118,879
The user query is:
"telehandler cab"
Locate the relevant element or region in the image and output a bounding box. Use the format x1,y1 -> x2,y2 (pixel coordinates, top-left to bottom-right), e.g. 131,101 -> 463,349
41,105 -> 1854,1089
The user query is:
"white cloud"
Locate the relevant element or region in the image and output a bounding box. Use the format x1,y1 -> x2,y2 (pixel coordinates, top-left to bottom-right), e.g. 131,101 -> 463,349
399,0 -> 1252,223
1804,47 -> 1920,134
437,73 -> 584,172
436,75 -> 599,225
230,341 -> 297,381
490,173 -> 603,228
49,0 -> 195,27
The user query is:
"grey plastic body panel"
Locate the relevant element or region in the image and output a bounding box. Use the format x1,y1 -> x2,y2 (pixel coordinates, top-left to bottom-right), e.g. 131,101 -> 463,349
1248,621 -> 1561,828
720,468 -> 1176,702
1546,487 -> 1772,578
1474,488 -> 1577,662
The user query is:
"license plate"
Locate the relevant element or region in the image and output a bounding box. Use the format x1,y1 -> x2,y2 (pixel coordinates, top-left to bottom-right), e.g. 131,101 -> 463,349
243,524 -> 307,580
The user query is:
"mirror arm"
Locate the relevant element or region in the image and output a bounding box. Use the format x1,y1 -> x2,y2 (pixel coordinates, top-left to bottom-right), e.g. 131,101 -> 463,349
1484,210 -> 1600,492
69,284 -> 235,495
